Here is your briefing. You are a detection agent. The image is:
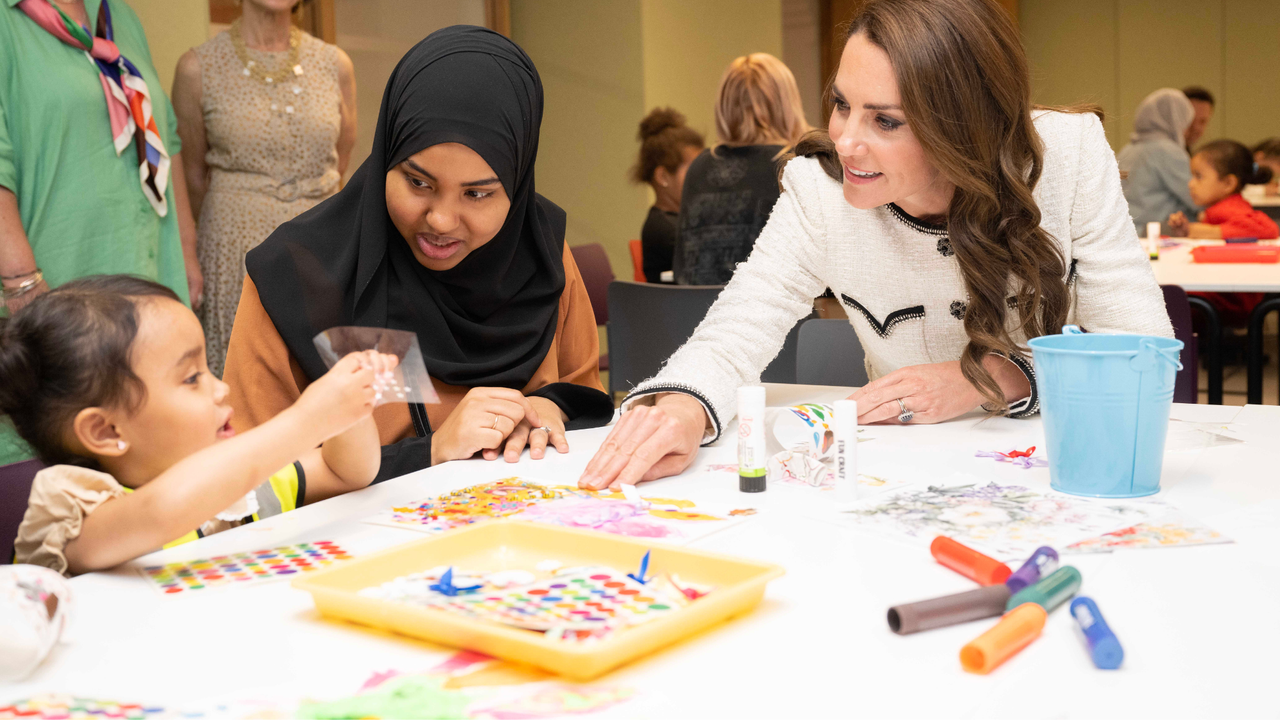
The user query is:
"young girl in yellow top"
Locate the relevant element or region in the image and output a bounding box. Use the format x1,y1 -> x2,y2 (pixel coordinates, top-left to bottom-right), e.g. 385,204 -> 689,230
1,275 -> 397,576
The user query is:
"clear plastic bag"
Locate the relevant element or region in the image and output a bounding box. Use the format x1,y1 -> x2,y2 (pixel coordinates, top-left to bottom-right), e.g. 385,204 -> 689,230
312,327 -> 439,405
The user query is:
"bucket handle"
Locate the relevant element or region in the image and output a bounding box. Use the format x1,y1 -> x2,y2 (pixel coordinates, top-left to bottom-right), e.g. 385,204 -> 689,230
1061,325 -> 1084,335
1130,337 -> 1184,372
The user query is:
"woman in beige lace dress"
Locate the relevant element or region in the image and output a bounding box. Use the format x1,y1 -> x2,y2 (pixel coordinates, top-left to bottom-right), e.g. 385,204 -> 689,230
172,0 -> 356,377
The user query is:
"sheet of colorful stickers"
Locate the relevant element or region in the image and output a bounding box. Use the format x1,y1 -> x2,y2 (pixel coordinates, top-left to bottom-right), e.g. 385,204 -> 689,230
137,540 -> 353,596
363,478 -> 755,545
359,557 -> 711,643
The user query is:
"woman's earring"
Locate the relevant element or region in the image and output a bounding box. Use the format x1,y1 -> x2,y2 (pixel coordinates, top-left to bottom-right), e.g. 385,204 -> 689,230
116,440 -> 127,452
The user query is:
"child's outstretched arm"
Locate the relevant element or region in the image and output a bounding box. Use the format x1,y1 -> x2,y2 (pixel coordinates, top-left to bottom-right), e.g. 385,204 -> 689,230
64,352 -> 386,574
300,352 -> 399,502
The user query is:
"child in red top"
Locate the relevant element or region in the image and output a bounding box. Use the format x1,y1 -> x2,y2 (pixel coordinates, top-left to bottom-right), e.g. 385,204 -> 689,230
1169,140 -> 1278,239
1169,140 -> 1278,325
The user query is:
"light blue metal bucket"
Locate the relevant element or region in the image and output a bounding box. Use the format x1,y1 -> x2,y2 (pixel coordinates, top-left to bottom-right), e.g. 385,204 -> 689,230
1028,325 -> 1183,498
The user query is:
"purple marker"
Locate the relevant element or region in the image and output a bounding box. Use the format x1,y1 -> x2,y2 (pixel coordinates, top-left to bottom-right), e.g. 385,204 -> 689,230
1005,546 -> 1058,593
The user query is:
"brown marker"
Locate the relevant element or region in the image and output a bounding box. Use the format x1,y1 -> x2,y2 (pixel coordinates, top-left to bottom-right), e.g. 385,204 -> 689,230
887,584 -> 1012,635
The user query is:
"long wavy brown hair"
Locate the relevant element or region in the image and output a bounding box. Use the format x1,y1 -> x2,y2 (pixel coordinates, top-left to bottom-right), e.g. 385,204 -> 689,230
790,0 -> 1086,411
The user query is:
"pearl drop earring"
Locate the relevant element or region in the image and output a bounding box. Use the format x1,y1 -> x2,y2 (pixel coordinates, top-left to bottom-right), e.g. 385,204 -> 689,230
117,440 -> 127,451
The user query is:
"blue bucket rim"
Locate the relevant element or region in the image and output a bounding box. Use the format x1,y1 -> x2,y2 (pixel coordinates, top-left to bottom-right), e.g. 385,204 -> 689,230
1028,332 -> 1183,356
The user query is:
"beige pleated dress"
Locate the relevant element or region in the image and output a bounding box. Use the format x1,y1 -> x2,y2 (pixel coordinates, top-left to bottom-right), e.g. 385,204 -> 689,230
193,30 -> 341,377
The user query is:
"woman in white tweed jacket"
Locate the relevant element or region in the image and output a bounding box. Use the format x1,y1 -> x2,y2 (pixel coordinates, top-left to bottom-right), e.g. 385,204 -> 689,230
580,0 -> 1172,491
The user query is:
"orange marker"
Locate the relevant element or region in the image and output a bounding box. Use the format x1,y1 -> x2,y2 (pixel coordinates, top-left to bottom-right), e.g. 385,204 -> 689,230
960,602 -> 1047,674
930,536 -> 1012,585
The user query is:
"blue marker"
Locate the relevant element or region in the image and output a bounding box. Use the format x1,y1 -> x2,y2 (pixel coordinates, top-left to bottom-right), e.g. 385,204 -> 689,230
628,550 -> 652,585
429,567 -> 481,597
1006,546 -> 1059,593
1070,596 -> 1124,669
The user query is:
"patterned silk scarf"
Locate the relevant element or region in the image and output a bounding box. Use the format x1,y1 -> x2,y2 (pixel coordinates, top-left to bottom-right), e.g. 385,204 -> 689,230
17,0 -> 170,215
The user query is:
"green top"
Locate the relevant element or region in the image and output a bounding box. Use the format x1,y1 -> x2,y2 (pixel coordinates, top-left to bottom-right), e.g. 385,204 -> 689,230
0,0 -> 188,465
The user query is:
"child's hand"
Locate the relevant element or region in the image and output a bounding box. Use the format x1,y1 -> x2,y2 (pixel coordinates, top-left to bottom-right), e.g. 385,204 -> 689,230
297,351 -> 398,440
1167,212 -> 1189,237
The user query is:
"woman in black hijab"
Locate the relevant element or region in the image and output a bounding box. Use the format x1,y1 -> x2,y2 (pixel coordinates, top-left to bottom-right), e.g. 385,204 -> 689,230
222,26 -> 612,482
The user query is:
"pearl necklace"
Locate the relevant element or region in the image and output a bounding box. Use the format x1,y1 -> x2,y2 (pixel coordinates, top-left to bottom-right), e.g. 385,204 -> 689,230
229,19 -> 302,85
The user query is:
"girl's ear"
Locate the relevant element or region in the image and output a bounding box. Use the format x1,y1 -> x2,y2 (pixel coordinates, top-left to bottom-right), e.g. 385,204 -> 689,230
72,407 -> 127,458
1225,173 -> 1242,194
653,165 -> 672,189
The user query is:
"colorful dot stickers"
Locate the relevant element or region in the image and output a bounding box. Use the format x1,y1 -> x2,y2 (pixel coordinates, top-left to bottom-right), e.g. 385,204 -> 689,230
138,541 -> 351,596
0,697 -> 166,720
361,565 -> 687,641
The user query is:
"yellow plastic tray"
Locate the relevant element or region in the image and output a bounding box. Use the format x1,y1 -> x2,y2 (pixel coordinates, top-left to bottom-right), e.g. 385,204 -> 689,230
293,520 -> 784,680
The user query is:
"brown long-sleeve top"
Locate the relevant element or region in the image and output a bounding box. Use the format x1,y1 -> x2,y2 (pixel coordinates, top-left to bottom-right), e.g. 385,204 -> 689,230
222,243 -> 611,480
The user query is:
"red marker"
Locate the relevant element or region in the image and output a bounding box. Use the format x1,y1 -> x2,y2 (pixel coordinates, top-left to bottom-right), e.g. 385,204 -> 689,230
931,536 -> 1012,585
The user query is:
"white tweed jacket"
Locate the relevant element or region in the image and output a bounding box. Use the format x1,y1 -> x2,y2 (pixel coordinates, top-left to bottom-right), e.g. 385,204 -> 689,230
625,110 -> 1174,442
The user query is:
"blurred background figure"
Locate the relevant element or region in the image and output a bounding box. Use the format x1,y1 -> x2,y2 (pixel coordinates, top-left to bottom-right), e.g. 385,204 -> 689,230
1118,88 -> 1199,234
631,108 -> 704,283
673,52 -> 809,286
1250,138 -> 1280,197
1182,85 -> 1215,151
173,0 -> 356,377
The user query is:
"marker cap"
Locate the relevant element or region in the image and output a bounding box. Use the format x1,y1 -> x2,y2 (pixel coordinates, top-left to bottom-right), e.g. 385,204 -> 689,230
930,536 -> 1012,586
887,584 -> 1010,635
1070,596 -> 1124,670
960,602 -> 1047,674
1006,565 -> 1082,612
1005,546 -> 1059,593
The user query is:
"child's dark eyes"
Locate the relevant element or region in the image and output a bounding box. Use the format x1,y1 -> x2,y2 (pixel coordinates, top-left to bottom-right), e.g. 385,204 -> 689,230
184,371 -> 202,386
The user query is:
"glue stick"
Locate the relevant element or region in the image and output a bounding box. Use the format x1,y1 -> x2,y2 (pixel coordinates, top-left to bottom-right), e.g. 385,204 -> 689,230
1146,221 -> 1161,260
833,399 -> 858,503
737,386 -> 766,493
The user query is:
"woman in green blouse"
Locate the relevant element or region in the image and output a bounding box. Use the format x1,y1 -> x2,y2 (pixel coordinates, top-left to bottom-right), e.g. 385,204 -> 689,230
0,0 -> 201,465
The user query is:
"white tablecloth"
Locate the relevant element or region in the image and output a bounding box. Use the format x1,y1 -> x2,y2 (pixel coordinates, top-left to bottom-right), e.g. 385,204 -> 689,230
7,385 -> 1277,719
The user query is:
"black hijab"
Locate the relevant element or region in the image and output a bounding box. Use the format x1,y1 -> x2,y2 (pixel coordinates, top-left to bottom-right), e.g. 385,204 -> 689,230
246,25 -> 566,389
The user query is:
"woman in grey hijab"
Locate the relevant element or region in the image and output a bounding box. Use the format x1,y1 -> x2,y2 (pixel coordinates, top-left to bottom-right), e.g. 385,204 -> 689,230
1117,88 -> 1199,232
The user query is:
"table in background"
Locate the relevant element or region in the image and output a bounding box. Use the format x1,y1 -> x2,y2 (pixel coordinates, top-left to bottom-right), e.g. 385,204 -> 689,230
1150,242 -> 1280,403
8,385 -> 1278,719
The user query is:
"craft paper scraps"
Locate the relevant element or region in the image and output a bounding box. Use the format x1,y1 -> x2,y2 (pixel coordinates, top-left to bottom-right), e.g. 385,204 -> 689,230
0,697 -> 166,720
296,675 -> 470,720
843,481 -> 1155,562
1066,511 -> 1232,553
138,540 -> 351,596
472,686 -> 635,719
366,480 -> 747,545
975,447 -> 1048,469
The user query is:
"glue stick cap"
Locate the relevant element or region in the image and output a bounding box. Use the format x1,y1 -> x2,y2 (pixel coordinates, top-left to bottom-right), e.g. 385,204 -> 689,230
960,602 -> 1046,674
930,536 -> 1012,586
833,400 -> 857,433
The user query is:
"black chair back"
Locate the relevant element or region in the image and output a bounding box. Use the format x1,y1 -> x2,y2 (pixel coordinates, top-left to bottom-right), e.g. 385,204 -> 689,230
606,281 -> 804,396
796,318 -> 869,387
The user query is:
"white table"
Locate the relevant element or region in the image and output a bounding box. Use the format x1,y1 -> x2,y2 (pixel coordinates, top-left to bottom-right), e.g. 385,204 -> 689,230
7,386 -> 1278,719
1150,243 -> 1280,404
1150,243 -> 1280,293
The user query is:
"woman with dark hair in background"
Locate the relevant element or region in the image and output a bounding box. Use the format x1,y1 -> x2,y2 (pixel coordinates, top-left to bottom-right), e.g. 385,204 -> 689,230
673,52 -> 810,285
632,108 -> 704,283
580,0 -> 1171,491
